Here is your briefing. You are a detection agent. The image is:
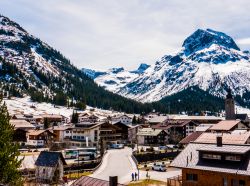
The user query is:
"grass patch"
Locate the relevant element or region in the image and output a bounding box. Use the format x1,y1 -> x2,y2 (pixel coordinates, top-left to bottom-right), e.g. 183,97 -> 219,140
128,179 -> 167,186
64,171 -> 92,179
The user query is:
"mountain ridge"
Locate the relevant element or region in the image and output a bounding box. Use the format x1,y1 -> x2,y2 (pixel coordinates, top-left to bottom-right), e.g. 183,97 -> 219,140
83,28 -> 250,108
0,14 -> 158,113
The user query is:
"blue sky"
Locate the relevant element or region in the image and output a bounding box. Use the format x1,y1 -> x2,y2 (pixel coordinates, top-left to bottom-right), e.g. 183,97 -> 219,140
1,0 -> 250,70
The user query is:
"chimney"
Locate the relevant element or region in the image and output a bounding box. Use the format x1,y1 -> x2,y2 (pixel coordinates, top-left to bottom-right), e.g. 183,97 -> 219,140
216,136 -> 222,147
109,176 -> 118,186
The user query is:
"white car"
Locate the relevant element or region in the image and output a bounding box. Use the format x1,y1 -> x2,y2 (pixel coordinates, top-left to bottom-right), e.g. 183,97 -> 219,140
152,163 -> 166,171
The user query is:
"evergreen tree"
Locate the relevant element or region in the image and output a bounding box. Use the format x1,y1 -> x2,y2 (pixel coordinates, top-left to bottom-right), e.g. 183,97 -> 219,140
132,115 -> 137,124
75,101 -> 86,110
0,97 -> 22,185
43,118 -> 50,129
71,110 -> 79,124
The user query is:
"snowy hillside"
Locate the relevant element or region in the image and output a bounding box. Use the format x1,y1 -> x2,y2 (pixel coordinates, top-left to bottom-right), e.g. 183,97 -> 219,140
84,29 -> 250,104
82,63 -> 150,93
4,97 -> 123,119
0,14 -> 156,114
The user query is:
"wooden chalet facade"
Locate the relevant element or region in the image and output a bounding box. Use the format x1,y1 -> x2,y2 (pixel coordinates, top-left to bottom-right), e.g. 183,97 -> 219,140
170,137 -> 250,186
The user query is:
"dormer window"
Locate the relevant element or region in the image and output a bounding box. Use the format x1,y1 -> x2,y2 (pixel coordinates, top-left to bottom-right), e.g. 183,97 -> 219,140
225,155 -> 241,161
202,153 -> 221,160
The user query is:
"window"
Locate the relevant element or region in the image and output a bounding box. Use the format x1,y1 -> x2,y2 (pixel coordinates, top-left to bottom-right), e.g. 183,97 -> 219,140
239,180 -> 245,186
223,178 -> 228,186
202,154 -> 221,160
186,173 -> 198,181
225,155 -> 241,161
231,179 -> 238,186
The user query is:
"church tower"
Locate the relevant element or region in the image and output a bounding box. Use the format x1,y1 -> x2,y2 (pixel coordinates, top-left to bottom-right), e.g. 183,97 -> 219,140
225,89 -> 236,120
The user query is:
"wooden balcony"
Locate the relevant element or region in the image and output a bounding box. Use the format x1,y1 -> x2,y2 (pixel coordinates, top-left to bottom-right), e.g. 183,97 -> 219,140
167,175 -> 182,186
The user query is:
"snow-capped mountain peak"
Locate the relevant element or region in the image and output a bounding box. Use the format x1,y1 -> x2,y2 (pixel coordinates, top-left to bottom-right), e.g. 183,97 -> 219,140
83,29 -> 250,104
182,28 -> 240,56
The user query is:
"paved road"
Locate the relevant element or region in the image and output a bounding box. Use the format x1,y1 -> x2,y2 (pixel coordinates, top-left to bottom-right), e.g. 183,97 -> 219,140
91,148 -> 137,184
91,147 -> 181,184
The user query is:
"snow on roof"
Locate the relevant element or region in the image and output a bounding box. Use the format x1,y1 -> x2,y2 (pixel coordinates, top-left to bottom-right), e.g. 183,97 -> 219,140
171,142 -> 250,176
195,132 -> 250,144
149,116 -> 169,123
173,115 -> 223,120
10,119 -> 35,129
210,120 -> 241,131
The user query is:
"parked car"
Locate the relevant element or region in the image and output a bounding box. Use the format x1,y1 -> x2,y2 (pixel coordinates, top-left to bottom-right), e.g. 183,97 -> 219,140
159,146 -> 168,150
152,163 -> 166,171
109,143 -> 124,149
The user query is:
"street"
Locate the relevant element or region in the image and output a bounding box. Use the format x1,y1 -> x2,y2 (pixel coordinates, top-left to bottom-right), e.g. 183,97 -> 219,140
91,147 -> 181,184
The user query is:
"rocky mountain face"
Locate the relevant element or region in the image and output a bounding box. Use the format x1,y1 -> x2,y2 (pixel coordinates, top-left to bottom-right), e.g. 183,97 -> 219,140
84,29 -> 250,108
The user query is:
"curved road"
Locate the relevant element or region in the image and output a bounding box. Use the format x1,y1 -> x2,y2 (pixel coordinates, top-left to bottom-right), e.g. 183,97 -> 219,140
91,147 -> 181,184
91,148 -> 137,184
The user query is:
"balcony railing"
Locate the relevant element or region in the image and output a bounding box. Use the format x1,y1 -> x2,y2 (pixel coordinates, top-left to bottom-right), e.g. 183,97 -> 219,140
167,175 -> 182,186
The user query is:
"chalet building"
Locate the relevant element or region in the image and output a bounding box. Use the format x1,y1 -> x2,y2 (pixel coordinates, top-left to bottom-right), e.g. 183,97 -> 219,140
172,115 -> 223,124
12,114 -> 42,125
41,114 -> 64,126
10,119 -> 36,130
11,120 -> 36,145
195,132 -> 250,144
170,138 -> 250,186
65,122 -> 122,148
99,122 -> 122,143
148,116 -> 169,125
35,151 -> 67,184
209,120 -> 248,133
179,131 -> 203,145
67,123 -> 101,148
26,129 -> 55,147
137,128 -> 167,145
13,128 -> 28,145
128,125 -> 143,143
52,125 -> 73,142
78,113 -> 99,123
112,114 -> 132,125
112,121 -> 131,142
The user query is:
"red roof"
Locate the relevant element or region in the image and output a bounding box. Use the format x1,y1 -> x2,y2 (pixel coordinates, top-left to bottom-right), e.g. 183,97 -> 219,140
179,131 -> 203,144
71,176 -> 125,186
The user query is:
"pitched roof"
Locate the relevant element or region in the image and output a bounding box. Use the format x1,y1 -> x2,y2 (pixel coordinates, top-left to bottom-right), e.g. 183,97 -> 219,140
209,120 -> 241,131
151,123 -> 171,130
10,119 -> 35,129
172,115 -> 223,121
51,125 -> 73,131
197,144 -> 250,154
170,142 -> 250,176
179,131 -> 203,144
72,176 -> 125,186
27,129 -> 55,136
137,128 -> 163,136
195,132 -> 250,144
195,123 -> 214,132
41,114 -> 62,119
35,151 -> 66,167
149,116 -> 169,123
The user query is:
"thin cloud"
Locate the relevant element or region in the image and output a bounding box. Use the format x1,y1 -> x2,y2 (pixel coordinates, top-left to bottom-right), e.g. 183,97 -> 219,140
237,38 -> 250,45
0,0 -> 250,70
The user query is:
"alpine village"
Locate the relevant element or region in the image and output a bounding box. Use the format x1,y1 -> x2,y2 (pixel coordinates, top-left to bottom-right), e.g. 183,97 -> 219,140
1,2 -> 250,186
